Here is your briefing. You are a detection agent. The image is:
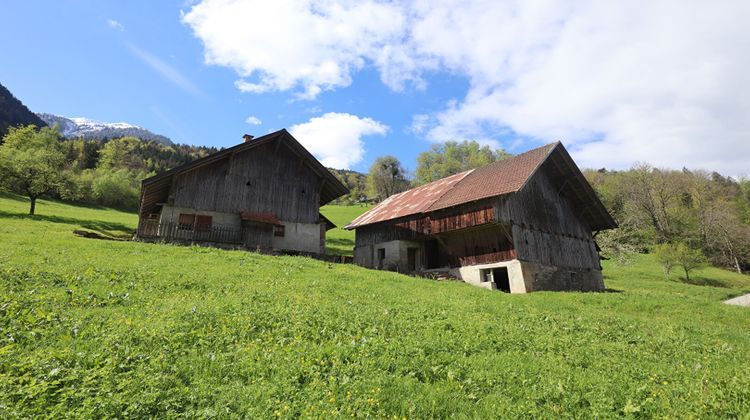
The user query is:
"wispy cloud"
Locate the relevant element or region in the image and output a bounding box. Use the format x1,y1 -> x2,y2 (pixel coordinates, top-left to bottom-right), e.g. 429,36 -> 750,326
127,43 -> 204,97
106,19 -> 125,32
245,115 -> 262,125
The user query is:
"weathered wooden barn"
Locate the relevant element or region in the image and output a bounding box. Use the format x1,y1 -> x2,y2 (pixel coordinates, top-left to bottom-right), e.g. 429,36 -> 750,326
136,129 -> 348,254
345,142 -> 616,292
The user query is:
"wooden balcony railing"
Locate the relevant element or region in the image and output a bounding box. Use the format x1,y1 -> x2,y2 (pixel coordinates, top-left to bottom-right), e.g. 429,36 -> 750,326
137,219 -> 243,244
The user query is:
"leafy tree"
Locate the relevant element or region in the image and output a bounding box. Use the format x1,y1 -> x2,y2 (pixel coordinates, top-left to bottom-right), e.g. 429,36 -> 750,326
329,168 -> 368,205
367,156 -> 410,201
654,243 -> 678,280
414,140 -> 511,185
91,168 -> 141,209
0,125 -> 68,214
674,243 -> 707,282
98,136 -> 147,171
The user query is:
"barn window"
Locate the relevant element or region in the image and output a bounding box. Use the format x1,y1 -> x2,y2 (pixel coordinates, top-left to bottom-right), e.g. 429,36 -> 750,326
178,213 -> 195,230
196,215 -> 213,232
274,225 -> 285,237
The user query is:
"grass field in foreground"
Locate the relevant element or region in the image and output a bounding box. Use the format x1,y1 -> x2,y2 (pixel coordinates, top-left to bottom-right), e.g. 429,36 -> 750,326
1,193 -> 749,417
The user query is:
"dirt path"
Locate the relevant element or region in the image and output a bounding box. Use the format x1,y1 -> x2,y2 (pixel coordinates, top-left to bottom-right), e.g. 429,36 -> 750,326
724,293 -> 750,307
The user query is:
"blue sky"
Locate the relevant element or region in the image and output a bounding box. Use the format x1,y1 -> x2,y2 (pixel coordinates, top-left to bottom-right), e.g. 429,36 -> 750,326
2,1 -> 748,176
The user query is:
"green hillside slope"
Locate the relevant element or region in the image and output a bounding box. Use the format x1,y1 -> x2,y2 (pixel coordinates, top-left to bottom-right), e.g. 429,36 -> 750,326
1,194 -> 749,417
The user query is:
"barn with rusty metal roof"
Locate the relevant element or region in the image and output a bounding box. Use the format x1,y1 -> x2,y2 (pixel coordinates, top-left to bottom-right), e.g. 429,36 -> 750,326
346,142 -> 616,293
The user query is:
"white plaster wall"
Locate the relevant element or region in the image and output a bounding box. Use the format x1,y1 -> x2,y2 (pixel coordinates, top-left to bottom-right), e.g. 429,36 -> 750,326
160,206 -> 323,254
359,240 -> 424,271
160,206 -> 241,229
272,222 -> 322,254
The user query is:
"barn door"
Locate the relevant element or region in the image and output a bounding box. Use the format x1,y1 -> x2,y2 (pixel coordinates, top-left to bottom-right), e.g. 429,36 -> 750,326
407,247 -> 418,272
242,221 -> 273,250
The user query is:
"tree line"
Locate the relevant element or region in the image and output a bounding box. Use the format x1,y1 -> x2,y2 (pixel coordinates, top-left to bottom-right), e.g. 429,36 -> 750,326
0,125 -> 216,213
2,124 -> 747,274
585,165 -> 750,273
331,140 -> 511,204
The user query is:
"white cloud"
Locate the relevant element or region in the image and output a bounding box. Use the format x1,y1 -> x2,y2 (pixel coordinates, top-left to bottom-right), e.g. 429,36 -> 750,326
183,0 -> 750,175
107,19 -> 125,31
127,44 -> 204,97
182,0 -> 406,99
290,112 -> 388,169
245,115 -> 262,125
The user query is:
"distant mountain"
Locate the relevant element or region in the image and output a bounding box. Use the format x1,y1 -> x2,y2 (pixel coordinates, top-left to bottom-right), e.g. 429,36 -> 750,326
0,82 -> 47,137
37,113 -> 173,145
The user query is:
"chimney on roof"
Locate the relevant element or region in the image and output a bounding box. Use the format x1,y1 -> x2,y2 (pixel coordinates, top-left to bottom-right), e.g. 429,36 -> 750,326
242,134 -> 254,143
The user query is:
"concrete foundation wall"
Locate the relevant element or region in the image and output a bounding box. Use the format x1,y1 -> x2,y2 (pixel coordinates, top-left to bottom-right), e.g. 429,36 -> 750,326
160,205 -> 241,229
353,240 -> 424,272
353,241 -> 605,293
452,259 -> 528,293
453,259 -> 604,293
159,206 -> 324,254
272,221 -> 324,254
520,261 -> 604,292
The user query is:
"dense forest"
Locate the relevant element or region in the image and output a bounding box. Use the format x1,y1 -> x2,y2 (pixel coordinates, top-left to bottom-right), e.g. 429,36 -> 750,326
0,83 -> 46,137
0,125 -> 217,210
585,166 -> 750,273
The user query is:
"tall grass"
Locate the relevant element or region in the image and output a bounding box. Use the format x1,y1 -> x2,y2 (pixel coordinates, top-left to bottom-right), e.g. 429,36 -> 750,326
1,193 -> 749,417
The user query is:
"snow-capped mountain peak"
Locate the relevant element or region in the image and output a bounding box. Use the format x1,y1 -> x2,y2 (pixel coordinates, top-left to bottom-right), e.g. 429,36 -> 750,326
36,113 -> 173,145
68,117 -> 138,130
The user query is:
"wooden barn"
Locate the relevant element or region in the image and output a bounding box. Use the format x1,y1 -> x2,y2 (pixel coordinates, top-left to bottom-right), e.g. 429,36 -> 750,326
345,142 -> 616,292
136,129 -> 348,254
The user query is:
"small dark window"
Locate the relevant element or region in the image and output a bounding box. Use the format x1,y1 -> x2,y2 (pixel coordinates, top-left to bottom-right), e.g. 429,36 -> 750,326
178,213 -> 195,230
274,225 -> 285,237
196,215 -> 212,232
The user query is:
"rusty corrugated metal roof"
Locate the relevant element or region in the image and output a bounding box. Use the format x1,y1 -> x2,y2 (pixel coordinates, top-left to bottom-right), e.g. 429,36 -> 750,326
428,142 -> 557,211
345,170 -> 474,228
345,143 -> 557,229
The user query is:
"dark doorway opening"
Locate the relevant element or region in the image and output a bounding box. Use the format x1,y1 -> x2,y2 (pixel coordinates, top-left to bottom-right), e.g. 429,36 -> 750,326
424,240 -> 440,268
407,247 -> 418,272
493,267 -> 511,292
376,248 -> 385,269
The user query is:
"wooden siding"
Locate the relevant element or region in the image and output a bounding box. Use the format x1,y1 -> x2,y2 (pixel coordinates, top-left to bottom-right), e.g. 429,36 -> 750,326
171,141 -> 322,223
498,165 -> 599,270
436,225 -> 515,267
353,204 -> 495,246
354,164 -> 600,270
430,207 -> 494,234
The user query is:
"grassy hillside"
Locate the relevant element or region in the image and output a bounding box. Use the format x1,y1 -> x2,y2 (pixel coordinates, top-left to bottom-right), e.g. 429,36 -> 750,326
321,204 -> 371,256
1,193 -> 749,417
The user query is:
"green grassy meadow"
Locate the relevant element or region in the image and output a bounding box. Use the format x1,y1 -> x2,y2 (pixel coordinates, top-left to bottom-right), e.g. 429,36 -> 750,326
321,204 -> 371,256
1,193 -> 749,417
